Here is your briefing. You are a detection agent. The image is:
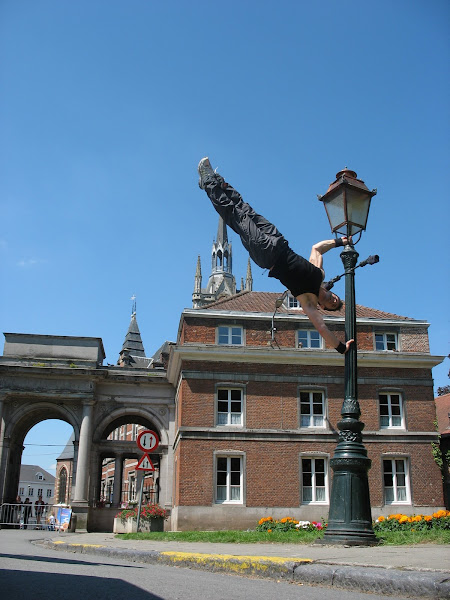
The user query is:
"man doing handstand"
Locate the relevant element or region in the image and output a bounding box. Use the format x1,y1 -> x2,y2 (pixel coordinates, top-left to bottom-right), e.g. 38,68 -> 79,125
198,157 -> 354,355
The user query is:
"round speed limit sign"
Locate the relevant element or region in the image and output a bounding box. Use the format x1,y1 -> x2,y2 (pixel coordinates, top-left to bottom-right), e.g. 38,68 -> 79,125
136,430 -> 159,452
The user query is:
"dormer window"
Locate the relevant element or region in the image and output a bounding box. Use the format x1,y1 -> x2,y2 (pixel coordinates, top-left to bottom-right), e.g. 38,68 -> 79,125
36,472 -> 44,481
375,332 -> 398,351
298,330 -> 322,349
288,295 -> 299,308
217,325 -> 243,346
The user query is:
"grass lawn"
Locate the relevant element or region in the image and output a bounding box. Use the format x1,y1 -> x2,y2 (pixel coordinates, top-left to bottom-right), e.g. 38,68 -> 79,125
117,529 -> 450,545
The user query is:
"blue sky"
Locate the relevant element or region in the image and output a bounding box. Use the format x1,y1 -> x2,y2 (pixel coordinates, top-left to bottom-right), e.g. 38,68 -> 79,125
1,1 -> 448,474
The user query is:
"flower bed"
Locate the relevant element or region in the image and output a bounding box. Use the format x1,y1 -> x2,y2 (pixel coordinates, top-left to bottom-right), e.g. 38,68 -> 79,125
373,510 -> 450,532
256,516 -> 324,533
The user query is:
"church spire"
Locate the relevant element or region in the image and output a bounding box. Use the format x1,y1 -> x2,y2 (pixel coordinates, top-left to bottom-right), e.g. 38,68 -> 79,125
117,296 -> 146,366
192,216 -> 237,308
211,216 -> 232,275
194,256 -> 202,294
245,258 -> 253,291
216,215 -> 228,246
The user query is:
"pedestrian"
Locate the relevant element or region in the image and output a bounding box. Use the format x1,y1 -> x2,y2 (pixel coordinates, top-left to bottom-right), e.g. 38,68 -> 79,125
22,498 -> 32,529
197,157 -> 354,354
48,513 -> 56,531
35,495 -> 45,527
14,495 -> 22,528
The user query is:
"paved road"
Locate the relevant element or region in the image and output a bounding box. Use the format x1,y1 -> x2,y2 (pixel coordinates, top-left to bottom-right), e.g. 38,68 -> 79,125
0,530 -> 408,600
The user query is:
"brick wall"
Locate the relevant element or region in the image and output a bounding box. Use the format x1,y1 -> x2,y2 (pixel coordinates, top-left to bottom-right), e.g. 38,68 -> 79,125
181,317 -> 430,352
175,438 -> 444,508
178,361 -> 436,433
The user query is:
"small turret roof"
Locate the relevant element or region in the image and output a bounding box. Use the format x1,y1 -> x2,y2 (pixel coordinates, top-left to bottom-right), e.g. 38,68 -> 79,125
120,313 -> 146,358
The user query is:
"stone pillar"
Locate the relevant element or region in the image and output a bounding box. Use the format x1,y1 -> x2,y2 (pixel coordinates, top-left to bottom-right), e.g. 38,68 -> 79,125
73,399 -> 94,503
0,394 -> 6,504
0,393 -> 5,438
112,456 -> 123,507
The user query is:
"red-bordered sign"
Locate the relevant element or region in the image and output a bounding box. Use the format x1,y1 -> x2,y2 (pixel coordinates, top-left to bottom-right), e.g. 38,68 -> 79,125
136,430 -> 159,452
136,453 -> 155,471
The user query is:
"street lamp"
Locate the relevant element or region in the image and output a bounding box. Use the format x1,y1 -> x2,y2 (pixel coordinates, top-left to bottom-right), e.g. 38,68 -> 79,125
318,168 -> 378,545
318,168 -> 377,240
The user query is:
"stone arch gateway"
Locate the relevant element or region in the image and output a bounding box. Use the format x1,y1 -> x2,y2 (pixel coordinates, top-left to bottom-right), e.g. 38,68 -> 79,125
0,334 -> 175,531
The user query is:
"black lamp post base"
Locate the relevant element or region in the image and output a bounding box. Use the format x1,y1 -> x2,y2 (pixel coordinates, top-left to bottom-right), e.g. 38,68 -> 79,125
317,531 -> 378,546
318,452 -> 377,546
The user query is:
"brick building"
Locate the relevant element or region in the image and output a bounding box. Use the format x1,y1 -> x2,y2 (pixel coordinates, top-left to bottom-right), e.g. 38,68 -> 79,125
167,290 -> 444,530
435,392 -> 450,508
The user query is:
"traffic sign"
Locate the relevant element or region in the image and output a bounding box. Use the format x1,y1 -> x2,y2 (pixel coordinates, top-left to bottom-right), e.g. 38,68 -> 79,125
136,430 -> 159,452
136,453 -> 155,471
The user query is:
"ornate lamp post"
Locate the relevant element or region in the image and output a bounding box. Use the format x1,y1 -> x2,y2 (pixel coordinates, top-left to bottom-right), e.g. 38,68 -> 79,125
318,168 -> 378,545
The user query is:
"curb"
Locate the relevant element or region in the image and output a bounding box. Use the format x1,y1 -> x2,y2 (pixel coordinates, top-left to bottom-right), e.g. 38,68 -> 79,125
39,540 -> 450,599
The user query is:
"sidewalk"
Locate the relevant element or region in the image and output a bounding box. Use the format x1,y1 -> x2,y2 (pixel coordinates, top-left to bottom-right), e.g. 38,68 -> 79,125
39,532 -> 450,598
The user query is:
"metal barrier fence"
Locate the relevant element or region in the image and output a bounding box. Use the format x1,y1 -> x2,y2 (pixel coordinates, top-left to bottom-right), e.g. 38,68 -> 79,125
0,503 -> 56,530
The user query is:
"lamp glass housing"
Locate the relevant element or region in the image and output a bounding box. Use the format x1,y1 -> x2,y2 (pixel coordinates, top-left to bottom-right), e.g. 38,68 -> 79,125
323,184 -> 373,237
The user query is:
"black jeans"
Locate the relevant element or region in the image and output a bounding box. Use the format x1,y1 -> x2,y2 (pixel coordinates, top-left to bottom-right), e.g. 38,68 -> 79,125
203,176 -> 288,270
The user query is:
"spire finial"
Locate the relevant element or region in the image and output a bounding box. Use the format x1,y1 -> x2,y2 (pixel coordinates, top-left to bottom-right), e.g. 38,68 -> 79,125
131,294 -> 136,316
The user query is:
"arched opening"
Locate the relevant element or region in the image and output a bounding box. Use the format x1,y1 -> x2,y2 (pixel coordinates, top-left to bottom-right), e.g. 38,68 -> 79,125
58,468 -> 68,504
216,250 -> 223,269
2,413 -> 76,528
97,417 -> 161,509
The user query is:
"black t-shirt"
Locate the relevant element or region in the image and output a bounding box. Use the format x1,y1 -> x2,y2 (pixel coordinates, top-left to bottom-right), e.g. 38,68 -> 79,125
268,246 -> 323,298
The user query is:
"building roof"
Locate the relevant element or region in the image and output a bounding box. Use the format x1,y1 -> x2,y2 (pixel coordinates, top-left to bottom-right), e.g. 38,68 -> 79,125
199,290 -> 417,321
19,464 -> 55,484
435,393 -> 450,436
121,313 -> 146,357
57,433 -> 75,460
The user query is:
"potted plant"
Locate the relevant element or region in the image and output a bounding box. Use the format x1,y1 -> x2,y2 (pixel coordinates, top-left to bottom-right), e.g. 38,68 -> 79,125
113,503 -> 168,534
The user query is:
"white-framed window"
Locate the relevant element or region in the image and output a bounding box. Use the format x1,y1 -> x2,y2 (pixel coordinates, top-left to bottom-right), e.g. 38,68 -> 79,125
129,475 -> 136,502
216,387 -> 243,426
215,455 -> 243,504
298,329 -> 322,349
28,487 -> 34,496
37,488 -> 43,497
288,294 -> 299,308
300,390 -> 325,428
301,457 -> 328,504
120,425 -> 125,440
46,489 -> 52,498
19,487 -> 24,496
36,472 -> 44,481
217,325 -> 243,346
383,458 -> 410,504
379,392 -> 404,428
375,332 -> 397,351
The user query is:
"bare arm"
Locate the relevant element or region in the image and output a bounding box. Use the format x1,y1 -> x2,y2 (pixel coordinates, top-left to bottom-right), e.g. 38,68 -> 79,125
309,237 -> 350,272
300,294 -> 354,354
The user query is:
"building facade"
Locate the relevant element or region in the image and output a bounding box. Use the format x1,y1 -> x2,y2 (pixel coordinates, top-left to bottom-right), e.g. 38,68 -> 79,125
18,464 -> 55,504
167,291 -> 444,530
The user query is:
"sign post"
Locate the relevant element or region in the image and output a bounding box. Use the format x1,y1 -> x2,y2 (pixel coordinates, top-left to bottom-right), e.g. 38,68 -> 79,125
135,430 -> 159,532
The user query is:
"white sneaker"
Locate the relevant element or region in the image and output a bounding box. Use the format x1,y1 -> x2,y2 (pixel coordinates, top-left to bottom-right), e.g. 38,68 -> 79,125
198,157 -> 217,189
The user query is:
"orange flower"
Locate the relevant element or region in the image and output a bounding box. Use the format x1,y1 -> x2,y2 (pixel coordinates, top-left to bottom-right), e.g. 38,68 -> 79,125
267,529 -> 272,533
377,516 -> 385,522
